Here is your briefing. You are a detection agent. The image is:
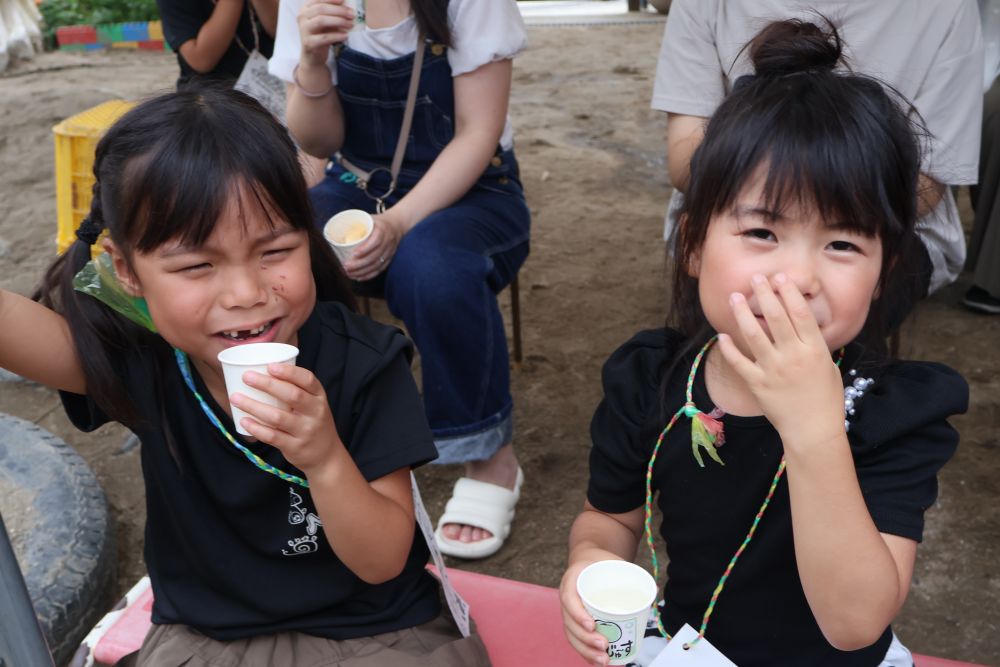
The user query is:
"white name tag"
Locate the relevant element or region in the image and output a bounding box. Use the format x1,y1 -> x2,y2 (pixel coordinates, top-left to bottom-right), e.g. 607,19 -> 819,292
235,50 -> 287,123
648,624 -> 737,667
411,472 -> 472,637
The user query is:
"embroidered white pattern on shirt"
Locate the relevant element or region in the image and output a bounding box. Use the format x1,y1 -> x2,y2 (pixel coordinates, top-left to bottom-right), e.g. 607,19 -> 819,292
283,487 -> 322,556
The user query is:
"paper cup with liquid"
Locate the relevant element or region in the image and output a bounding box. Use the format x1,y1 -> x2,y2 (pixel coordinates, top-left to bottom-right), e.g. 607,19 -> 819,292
576,560 -> 658,665
323,209 -> 373,264
217,343 -> 299,436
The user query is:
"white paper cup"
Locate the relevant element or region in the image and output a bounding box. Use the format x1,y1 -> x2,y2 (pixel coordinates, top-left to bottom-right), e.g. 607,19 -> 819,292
323,209 -> 373,264
217,343 -> 299,436
576,560 -> 658,665
344,0 -> 365,24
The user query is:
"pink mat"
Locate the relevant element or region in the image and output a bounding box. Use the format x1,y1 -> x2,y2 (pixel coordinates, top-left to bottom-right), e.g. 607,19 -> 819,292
84,570 -> 989,667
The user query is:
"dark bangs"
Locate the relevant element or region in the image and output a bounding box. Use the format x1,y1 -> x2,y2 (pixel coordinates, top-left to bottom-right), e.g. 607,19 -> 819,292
683,73 -> 919,253
104,89 -> 311,254
671,68 -> 923,361
94,85 -> 354,306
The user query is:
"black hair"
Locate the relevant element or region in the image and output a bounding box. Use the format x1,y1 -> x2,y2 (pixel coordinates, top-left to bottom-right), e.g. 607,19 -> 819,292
34,85 -> 356,430
413,0 -> 451,47
669,18 -> 925,376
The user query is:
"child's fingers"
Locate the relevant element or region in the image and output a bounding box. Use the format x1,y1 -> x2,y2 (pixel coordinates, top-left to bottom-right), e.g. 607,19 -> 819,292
260,364 -> 324,396
716,332 -> 761,383
774,274 -> 825,347
751,273 -> 796,345
559,570 -> 610,665
239,415 -> 281,445
728,291 -> 773,362
230,392 -> 290,432
562,611 -> 609,666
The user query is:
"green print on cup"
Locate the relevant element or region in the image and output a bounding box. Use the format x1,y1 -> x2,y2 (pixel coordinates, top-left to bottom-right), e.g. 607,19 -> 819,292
596,620 -> 639,661
345,0 -> 365,25
577,561 -> 658,665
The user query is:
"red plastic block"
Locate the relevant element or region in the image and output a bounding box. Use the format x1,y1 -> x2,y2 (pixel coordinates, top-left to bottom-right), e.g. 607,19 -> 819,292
56,25 -> 97,46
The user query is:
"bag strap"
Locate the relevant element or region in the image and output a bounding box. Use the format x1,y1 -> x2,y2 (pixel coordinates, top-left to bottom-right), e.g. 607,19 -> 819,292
392,37 -> 425,183
336,37 -> 426,212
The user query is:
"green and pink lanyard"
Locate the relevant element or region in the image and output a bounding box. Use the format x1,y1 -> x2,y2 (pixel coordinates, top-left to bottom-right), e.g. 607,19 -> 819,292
645,336 -> 845,648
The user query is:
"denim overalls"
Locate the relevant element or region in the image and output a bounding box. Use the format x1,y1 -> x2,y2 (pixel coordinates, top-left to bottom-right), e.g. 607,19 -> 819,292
309,41 -> 531,464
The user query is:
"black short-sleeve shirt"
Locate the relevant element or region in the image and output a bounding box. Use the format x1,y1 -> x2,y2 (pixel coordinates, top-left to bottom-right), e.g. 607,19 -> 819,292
588,329 -> 967,667
156,0 -> 274,87
61,302 -> 441,640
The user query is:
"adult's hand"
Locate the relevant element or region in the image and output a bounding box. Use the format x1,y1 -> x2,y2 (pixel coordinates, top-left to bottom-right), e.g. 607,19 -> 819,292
297,0 -> 353,68
342,211 -> 405,282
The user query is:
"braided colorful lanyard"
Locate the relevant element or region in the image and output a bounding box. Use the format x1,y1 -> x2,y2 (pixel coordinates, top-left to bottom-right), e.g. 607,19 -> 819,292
644,336 -> 844,648
174,349 -> 309,489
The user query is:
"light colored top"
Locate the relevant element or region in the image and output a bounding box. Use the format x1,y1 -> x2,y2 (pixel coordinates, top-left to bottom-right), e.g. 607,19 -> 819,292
652,0 -> 984,292
270,0 -> 527,151
980,0 -> 1000,88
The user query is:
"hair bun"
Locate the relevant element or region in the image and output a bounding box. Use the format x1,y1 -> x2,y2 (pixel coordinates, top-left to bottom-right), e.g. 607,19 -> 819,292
749,18 -> 842,77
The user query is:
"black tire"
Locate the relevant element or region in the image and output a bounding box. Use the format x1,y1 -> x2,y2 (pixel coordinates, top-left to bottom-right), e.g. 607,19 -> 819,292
0,414 -> 116,666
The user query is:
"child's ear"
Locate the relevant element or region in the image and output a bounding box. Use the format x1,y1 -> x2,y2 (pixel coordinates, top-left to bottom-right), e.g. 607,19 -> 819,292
102,238 -> 143,297
680,213 -> 701,277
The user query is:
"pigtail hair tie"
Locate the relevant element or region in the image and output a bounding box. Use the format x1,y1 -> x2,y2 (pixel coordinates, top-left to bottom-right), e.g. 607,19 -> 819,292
75,216 -> 104,246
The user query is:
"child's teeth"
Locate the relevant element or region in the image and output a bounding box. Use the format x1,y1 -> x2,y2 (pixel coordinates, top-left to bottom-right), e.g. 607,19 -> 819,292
221,323 -> 269,340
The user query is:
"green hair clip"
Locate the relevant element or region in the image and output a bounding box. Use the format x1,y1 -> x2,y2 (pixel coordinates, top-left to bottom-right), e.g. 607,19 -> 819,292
72,252 -> 157,333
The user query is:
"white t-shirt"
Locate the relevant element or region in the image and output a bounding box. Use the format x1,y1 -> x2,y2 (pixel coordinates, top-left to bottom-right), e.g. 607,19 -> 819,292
652,0 -> 984,293
270,0 -> 527,151
980,0 -> 1000,89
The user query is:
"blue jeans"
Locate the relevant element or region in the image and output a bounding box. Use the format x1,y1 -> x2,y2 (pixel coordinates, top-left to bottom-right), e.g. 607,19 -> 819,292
310,44 -> 531,463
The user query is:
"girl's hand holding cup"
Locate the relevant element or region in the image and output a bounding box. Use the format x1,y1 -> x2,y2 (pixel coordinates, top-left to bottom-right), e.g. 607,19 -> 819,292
560,557 -> 612,667
230,363 -> 343,474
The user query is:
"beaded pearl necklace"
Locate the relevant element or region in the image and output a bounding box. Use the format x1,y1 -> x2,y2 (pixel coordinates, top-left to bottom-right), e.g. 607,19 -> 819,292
644,336 -> 845,648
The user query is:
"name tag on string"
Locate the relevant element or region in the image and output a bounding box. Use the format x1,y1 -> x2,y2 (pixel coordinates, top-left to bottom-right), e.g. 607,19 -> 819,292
235,51 -> 288,124
411,471 -> 472,637
648,624 -> 737,667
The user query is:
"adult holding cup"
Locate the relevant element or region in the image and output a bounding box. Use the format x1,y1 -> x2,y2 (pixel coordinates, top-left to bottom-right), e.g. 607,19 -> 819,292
269,0 -> 531,559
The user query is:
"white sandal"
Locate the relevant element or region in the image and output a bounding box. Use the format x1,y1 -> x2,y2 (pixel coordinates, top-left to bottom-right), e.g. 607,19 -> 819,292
434,467 -> 524,559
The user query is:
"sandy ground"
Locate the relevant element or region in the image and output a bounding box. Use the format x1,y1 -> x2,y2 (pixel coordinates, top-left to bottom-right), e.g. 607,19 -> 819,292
1,21 -> 998,665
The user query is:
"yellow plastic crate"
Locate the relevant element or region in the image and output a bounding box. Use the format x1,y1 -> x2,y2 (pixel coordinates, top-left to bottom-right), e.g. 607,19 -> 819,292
53,100 -> 136,256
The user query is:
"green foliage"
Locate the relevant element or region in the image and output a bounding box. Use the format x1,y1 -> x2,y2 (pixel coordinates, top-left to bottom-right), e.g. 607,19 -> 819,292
39,0 -> 159,43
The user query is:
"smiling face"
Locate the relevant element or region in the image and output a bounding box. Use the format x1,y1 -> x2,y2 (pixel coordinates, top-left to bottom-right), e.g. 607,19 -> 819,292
692,172 -> 883,357
110,185 -> 316,378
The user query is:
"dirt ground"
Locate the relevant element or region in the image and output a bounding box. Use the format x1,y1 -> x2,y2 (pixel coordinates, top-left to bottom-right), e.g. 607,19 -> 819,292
1,21 -> 998,665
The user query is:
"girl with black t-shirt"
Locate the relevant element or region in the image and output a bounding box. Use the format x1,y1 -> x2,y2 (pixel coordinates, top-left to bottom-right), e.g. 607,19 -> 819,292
0,87 -> 489,665
156,0 -> 276,88
560,20 -> 968,667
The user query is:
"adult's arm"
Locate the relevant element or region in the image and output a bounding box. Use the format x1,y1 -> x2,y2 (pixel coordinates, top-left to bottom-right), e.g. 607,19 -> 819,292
665,112 -> 706,193
176,0 -> 245,74
382,58 -> 511,233
917,174 -> 946,217
282,0 -> 352,159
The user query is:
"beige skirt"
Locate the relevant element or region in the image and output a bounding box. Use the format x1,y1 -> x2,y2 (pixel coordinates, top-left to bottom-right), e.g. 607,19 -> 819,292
115,609 -> 490,667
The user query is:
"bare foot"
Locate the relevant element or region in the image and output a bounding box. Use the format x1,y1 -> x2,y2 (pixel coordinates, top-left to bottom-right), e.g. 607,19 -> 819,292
440,443 -> 520,544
